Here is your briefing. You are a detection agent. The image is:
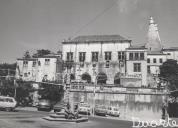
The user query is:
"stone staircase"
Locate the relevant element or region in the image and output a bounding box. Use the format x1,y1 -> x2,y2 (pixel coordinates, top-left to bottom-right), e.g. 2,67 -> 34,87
43,112 -> 88,123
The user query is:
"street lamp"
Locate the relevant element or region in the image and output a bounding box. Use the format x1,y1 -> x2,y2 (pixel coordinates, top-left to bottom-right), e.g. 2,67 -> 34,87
92,67 -> 97,116
64,60 -> 74,110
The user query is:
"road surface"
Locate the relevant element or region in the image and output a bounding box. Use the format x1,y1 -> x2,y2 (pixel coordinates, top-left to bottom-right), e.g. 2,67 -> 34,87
0,110 -> 169,128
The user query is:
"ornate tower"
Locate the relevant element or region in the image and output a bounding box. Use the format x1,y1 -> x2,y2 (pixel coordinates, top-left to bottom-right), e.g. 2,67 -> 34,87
146,17 -> 162,51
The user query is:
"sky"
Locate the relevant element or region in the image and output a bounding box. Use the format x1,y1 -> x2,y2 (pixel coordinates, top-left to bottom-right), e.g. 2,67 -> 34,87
0,0 -> 178,63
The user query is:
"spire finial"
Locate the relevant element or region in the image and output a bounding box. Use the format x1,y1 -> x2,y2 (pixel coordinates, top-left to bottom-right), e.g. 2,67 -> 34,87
146,16 -> 162,51
149,16 -> 154,24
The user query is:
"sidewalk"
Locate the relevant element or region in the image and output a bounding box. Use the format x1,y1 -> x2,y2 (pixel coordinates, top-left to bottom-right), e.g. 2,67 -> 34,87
16,106 -> 38,112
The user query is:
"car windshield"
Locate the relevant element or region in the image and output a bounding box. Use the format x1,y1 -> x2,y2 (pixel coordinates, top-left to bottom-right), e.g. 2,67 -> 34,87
39,100 -> 50,103
80,104 -> 89,107
0,97 -> 13,102
113,108 -> 119,111
5,98 -> 13,102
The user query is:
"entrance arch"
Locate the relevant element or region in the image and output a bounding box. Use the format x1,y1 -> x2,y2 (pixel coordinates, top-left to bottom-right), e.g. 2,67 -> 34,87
81,73 -> 91,83
70,74 -> 75,80
114,72 -> 121,85
97,72 -> 107,84
64,73 -> 75,83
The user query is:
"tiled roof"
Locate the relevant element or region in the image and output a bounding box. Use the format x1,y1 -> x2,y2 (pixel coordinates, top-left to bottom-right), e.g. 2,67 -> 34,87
162,47 -> 178,51
17,58 -> 37,61
38,53 -> 61,58
63,35 -> 131,43
127,45 -> 147,50
147,51 -> 167,55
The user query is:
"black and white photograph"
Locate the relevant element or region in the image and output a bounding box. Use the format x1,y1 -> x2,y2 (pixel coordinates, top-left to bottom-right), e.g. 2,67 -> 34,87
0,0 -> 178,127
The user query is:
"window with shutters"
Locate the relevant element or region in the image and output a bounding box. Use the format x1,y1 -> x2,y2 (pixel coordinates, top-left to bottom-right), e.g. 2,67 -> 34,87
159,58 -> 163,63
92,52 -> 99,62
45,59 -> 50,65
129,53 -> 133,60
32,61 -> 36,67
118,51 -> 125,60
140,53 -> 144,60
135,53 -> 139,60
79,52 -> 86,62
134,63 -> 141,72
153,58 -> 157,63
147,58 -> 150,63
66,52 -> 73,61
23,61 -> 28,67
105,52 -> 111,61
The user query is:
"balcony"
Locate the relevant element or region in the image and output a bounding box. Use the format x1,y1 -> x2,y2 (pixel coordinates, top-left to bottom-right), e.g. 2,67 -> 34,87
120,74 -> 142,79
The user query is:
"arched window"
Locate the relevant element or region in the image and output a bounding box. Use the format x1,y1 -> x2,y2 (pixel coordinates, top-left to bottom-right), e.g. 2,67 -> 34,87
81,73 -> 91,83
97,72 -> 107,84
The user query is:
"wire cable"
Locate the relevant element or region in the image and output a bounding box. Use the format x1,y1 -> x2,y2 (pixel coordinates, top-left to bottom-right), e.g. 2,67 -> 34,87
70,0 -> 118,39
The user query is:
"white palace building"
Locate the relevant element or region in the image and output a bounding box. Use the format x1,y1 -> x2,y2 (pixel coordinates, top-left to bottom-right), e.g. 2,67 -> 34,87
62,17 -> 178,87
16,17 -> 178,88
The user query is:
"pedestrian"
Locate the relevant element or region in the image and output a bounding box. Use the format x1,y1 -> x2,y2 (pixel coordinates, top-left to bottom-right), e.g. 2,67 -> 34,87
162,100 -> 167,120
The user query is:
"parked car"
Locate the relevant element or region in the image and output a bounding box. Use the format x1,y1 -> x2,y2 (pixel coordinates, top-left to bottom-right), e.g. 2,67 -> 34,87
0,96 -> 17,111
53,101 -> 67,113
37,99 -> 53,112
107,106 -> 120,117
94,105 -> 107,116
78,103 -> 91,115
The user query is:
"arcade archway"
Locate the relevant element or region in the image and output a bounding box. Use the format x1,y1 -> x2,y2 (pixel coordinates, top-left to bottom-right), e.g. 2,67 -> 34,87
97,72 -> 107,84
81,73 -> 91,83
114,72 -> 121,85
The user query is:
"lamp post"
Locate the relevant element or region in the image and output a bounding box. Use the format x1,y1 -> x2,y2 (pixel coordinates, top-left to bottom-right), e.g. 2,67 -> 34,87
92,67 -> 97,116
64,60 -> 74,110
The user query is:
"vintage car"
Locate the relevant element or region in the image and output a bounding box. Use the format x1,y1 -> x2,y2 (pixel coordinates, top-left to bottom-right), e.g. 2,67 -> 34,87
94,105 -> 107,116
78,103 -> 91,115
0,96 -> 17,111
107,106 -> 120,117
37,99 -> 53,112
53,101 -> 67,113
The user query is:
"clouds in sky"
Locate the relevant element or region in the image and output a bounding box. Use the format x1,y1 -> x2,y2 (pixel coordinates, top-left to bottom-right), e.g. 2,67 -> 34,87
117,0 -> 139,14
0,0 -> 178,62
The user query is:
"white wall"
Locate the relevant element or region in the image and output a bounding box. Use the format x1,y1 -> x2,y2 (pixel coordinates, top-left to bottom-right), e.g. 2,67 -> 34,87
62,42 -> 130,62
16,59 -> 37,81
36,58 -> 57,82
125,49 -> 147,86
163,51 -> 178,61
62,41 -> 130,84
147,54 -> 167,74
16,57 -> 58,82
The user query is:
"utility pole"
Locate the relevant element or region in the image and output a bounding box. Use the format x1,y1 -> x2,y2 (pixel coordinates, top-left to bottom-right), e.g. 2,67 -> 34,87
14,79 -> 17,98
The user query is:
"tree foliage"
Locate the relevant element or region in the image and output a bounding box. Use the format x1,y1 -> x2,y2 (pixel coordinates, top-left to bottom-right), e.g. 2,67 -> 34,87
32,49 -> 51,58
23,51 -> 31,58
159,59 -> 178,94
0,63 -> 16,76
0,79 -> 15,97
39,83 -> 64,103
0,79 -> 34,106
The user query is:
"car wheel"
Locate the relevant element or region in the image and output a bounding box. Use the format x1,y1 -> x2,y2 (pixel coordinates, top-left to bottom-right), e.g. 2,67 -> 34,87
46,108 -> 51,112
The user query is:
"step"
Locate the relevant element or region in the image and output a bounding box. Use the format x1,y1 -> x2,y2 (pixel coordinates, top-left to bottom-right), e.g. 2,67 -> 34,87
43,116 -> 88,123
49,114 -> 65,118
